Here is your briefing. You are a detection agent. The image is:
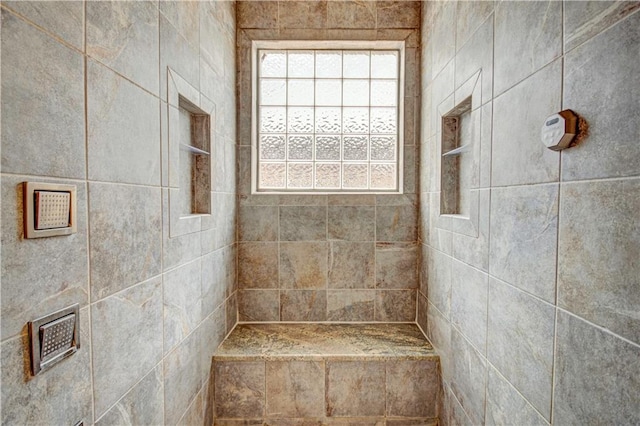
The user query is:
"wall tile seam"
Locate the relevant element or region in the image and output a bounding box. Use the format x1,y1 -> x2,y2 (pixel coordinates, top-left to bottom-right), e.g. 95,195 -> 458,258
158,9 -> 200,54
454,11 -> 495,56
492,54 -> 563,101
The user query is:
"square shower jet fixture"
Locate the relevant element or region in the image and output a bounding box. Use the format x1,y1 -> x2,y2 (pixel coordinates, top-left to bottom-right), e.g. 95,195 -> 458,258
251,40 -> 405,194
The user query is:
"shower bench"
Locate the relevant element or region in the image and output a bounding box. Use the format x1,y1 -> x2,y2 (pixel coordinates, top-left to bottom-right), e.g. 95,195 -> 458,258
212,323 -> 441,425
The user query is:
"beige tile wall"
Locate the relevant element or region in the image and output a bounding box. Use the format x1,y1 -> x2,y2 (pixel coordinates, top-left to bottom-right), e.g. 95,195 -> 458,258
419,1 -> 640,425
236,0 -> 422,323
0,1 -> 237,424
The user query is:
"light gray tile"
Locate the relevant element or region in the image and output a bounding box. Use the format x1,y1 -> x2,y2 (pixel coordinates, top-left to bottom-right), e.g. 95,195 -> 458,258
427,301 -> 452,382
451,260 -> 488,354
1,176 -> 88,340
239,289 -> 280,322
426,1 -> 456,77
239,205 -> 279,241
159,0 -> 199,49
1,309 -> 92,426
562,10 -> 640,181
281,290 -> 327,322
164,330 -> 203,425
326,361 -> 385,417
238,242 -> 279,289
200,3 -> 233,77
226,293 -> 238,334
177,387 -> 204,426
92,277 -> 163,417
327,290 -> 375,321
452,189 -> 490,272
487,278 -> 555,419
417,291 -> 428,336
164,260 -> 202,354
201,249 -> 227,318
492,60 -> 561,187
237,1 -> 278,29
96,366 -> 164,426
266,361 -> 325,418
553,311 -> 640,425
376,205 -> 418,242
494,0 -> 562,96
87,60 -> 161,185
199,307 -> 227,383
87,1 -> 159,95
558,179 -> 640,343
328,206 -> 375,241
375,290 -> 416,322
214,361 -> 265,418
455,16 -> 493,105
485,366 -> 547,426
375,242 -> 418,289
3,1 -> 83,49
450,329 -> 486,425
427,248 -> 451,319
280,206 -> 327,241
280,242 -> 328,289
455,0 -> 494,52
159,14 -> 199,101
328,242 -> 375,289
1,10 -> 85,179
89,182 -> 162,301
386,360 -> 439,418
489,184 -> 559,302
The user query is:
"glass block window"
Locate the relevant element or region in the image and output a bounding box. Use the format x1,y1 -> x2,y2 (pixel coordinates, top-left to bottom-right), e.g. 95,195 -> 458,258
252,41 -> 405,193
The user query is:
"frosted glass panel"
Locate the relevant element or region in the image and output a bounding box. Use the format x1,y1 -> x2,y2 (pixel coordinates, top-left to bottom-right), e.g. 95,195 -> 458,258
316,52 -> 342,78
260,79 -> 286,105
260,107 -> 286,133
315,163 -> 341,188
371,136 -> 396,161
315,80 -> 342,106
288,80 -> 314,105
260,135 -> 286,160
343,80 -> 369,106
371,80 -> 397,107
370,163 -> 396,189
343,108 -> 369,133
316,136 -> 341,160
343,136 -> 368,161
315,107 -> 341,133
288,51 -> 314,77
343,163 -> 368,188
371,52 -> 398,78
287,107 -> 314,133
260,162 -> 286,188
370,108 -> 397,134
260,51 -> 286,77
287,135 -> 313,160
343,51 -> 370,78
288,163 -> 313,188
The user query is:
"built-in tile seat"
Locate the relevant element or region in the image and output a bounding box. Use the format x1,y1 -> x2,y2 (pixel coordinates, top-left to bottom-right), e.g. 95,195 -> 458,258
212,323 -> 441,426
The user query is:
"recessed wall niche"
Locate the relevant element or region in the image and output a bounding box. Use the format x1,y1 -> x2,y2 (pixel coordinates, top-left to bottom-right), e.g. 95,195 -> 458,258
166,68 -> 215,238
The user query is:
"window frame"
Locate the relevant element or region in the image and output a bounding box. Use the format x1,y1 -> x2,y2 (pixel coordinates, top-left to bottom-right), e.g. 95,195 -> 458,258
251,40 -> 406,195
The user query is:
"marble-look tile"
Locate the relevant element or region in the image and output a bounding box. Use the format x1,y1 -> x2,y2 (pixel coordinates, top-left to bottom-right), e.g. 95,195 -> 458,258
177,387 -> 204,426
562,11 -> 640,181
375,290 -> 416,322
159,15 -> 199,101
280,242 -> 328,289
489,184 -> 559,302
553,311 -> 640,425
327,290 -> 375,321
279,1 -> 327,29
215,361 -> 265,418
427,301 -> 452,382
386,360 -> 439,417
376,205 -> 418,242
375,242 -> 418,289
452,189 -> 489,272
492,60 -> 561,187
455,16 -> 493,106
1,309 -> 92,426
266,361 -> 324,418
417,292 -> 428,335
487,278 -> 554,419
92,278 -> 163,417
159,0 -> 199,48
328,206 -> 375,241
485,366 -> 547,426
200,307 -> 227,383
239,289 -> 280,322
280,206 -> 327,241
237,1 -> 278,29
0,177 -> 88,340
376,1 -> 420,29
202,249 -> 227,318
327,1 -> 376,29
96,366 -> 164,426
86,1 -> 159,95
1,10 -> 85,179
164,330 -> 203,425
87,60 -> 161,185
3,0 -> 83,49
448,387 -> 474,426
226,293 -> 238,334
455,0 -> 494,51
239,205 -> 279,241
564,0 -> 640,51
326,361 -> 385,417
427,248 -> 451,319
427,1 -> 456,78
451,260 -> 488,354
450,329 -> 486,425
281,290 -> 327,321
164,260 -> 202,353
328,242 -> 375,289
493,0 -> 562,96
424,194 -> 453,255
89,182 -> 162,301
238,242 -> 279,289
558,179 -> 640,343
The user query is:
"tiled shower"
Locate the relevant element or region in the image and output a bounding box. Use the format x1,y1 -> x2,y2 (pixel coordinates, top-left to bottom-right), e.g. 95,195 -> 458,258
1,1 -> 638,425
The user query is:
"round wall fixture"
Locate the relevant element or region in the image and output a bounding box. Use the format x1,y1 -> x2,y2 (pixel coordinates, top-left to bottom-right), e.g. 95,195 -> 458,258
541,109 -> 587,151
